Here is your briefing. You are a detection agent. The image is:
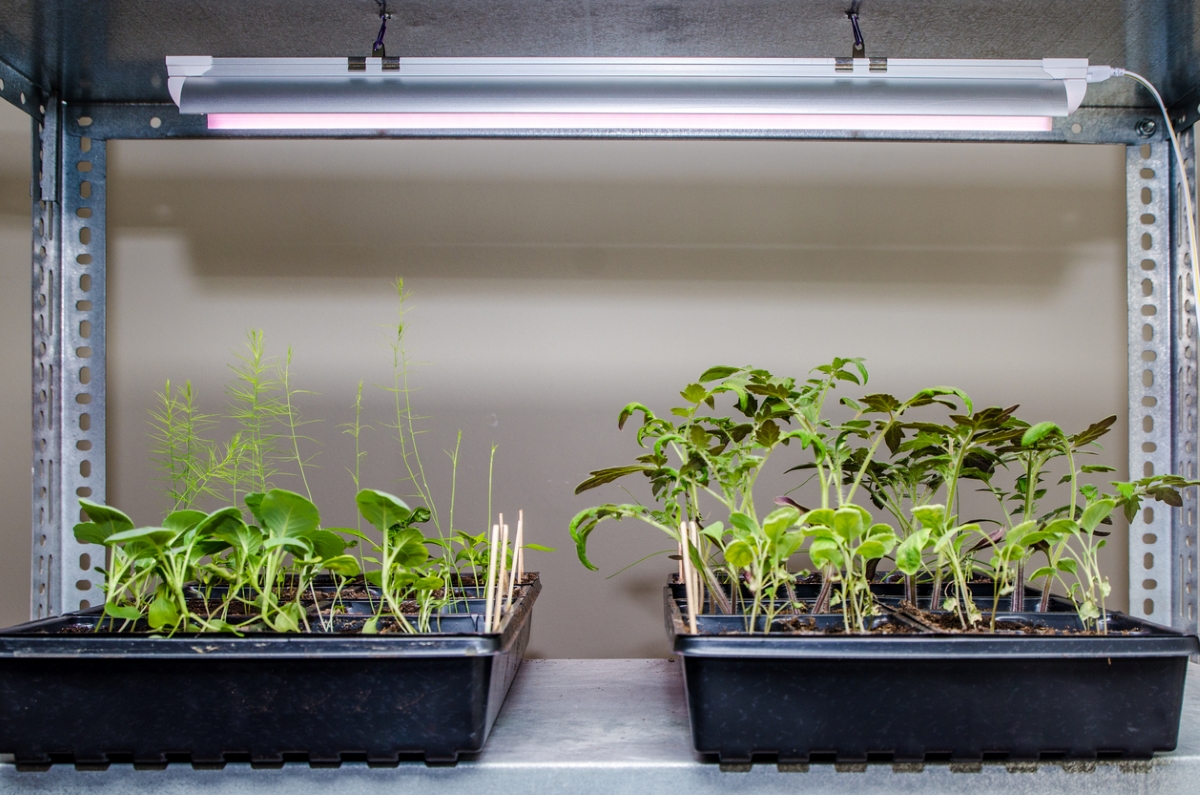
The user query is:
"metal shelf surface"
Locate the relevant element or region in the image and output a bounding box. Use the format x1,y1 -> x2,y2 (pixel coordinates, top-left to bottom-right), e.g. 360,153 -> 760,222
1,657 -> 1199,794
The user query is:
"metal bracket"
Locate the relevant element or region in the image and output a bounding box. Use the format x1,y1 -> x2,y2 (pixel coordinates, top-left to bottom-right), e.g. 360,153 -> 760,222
0,58 -> 43,122
30,100 -> 107,620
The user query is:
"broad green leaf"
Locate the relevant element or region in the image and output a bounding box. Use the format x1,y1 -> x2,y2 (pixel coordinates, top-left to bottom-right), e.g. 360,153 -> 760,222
355,488 -> 412,534
700,521 -> 726,541
1041,517 -> 1077,540
78,499 -> 135,532
270,608 -> 301,633
1005,520 -> 1038,546
147,592 -> 179,629
729,512 -> 757,535
308,529 -> 348,560
800,508 -> 835,528
243,492 -> 266,526
895,529 -> 931,575
104,603 -> 142,621
911,504 -> 946,530
809,539 -> 843,569
362,616 -> 380,634
778,530 -> 805,558
258,489 -> 320,539
523,543 -> 556,552
321,554 -> 357,578
1056,558 -> 1078,575
195,506 -> 251,548
163,509 -> 207,533
263,536 -> 312,555
1080,499 -> 1116,534
1021,421 -> 1062,447
74,499 -> 135,545
832,507 -> 865,541
724,540 -> 753,569
106,526 -> 180,548
1028,566 -> 1056,581
74,523 -> 113,546
762,507 -> 800,541
855,540 -> 887,560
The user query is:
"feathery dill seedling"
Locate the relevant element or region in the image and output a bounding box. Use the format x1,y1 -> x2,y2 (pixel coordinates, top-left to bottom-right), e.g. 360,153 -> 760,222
280,347 -> 319,501
385,278 -> 443,535
148,379 -> 216,512
220,330 -> 290,504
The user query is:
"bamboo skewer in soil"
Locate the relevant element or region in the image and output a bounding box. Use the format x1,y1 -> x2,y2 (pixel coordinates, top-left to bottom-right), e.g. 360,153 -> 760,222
495,521 -> 510,630
483,521 -> 499,633
677,534 -> 685,582
516,510 -> 525,582
504,511 -> 523,615
680,521 -> 698,634
689,521 -> 705,616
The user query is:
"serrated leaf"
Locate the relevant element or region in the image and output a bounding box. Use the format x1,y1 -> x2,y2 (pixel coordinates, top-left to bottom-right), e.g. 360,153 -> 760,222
574,465 -> 653,495
698,365 -> 740,383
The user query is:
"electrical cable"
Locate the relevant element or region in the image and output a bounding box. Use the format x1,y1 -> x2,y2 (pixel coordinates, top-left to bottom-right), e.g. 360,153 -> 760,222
373,0 -> 390,57
1092,67 -> 1200,327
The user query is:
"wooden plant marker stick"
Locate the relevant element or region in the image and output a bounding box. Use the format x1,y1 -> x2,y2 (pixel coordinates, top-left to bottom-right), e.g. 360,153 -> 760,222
516,510 -> 525,582
499,523 -> 513,624
680,521 -> 698,634
493,514 -> 505,631
505,512 -> 523,615
677,535 -> 685,582
690,521 -> 705,615
484,521 -> 499,634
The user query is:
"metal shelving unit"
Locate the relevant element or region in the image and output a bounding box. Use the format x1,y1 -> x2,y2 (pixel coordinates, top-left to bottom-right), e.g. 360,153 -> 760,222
5,0 -> 1189,630
0,2 -> 1199,785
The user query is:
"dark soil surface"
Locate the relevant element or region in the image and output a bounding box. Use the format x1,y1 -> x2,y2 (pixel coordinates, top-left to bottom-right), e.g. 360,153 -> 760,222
772,616 -> 922,635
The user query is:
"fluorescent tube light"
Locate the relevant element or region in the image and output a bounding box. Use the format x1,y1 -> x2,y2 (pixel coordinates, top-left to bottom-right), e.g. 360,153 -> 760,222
206,112 -> 1053,133
167,56 -> 1089,133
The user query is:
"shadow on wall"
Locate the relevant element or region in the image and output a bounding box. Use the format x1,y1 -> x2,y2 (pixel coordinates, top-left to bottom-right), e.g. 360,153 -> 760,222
0,135 -> 1131,658
100,180 -> 1113,288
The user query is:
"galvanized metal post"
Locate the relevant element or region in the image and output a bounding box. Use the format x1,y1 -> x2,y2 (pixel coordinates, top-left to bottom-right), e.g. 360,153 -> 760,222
30,100 -> 107,619
1172,128 -> 1200,637
1128,138 -> 1200,635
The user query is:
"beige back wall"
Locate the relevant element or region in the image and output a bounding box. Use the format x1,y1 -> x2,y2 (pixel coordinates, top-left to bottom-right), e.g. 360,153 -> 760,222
0,98 -> 1128,657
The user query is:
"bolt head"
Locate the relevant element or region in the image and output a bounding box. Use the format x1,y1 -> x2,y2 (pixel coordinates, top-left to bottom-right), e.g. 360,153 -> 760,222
1136,118 -> 1158,138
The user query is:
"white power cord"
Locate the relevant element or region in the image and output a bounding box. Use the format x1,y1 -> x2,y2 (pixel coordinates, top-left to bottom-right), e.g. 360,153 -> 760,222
1090,65 -> 1200,322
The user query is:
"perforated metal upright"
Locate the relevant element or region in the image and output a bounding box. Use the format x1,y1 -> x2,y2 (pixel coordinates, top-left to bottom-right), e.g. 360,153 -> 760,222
1125,135 -> 1200,637
29,98 -> 106,619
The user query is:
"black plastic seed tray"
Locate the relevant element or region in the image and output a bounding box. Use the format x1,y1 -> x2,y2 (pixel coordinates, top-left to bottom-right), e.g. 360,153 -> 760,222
0,575 -> 539,765
664,582 -> 1198,763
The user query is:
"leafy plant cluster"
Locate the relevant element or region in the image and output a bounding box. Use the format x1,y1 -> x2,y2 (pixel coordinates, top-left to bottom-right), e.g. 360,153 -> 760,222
570,360 -> 1194,635
77,282 -> 544,635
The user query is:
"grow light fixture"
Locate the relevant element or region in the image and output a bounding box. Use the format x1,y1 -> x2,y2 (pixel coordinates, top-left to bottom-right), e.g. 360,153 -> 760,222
166,56 -> 1096,133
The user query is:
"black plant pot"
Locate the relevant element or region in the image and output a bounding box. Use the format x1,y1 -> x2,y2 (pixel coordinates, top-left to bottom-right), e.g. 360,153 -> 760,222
0,575 -> 540,765
664,581 -> 1198,763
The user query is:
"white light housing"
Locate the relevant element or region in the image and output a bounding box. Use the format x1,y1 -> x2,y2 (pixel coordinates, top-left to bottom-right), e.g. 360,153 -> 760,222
166,56 -> 1089,133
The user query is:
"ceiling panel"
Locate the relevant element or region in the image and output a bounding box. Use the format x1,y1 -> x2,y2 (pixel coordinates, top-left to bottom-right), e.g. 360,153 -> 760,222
0,1 -> 1190,111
